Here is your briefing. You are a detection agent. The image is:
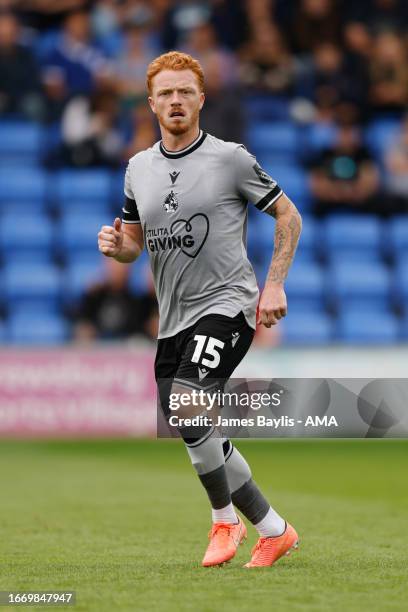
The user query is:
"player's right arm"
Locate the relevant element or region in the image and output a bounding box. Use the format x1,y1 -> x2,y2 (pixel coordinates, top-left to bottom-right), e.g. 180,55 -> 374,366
98,217 -> 144,263
98,161 -> 144,262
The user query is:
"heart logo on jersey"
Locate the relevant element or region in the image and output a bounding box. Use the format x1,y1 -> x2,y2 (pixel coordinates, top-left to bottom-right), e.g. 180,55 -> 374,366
170,213 -> 209,258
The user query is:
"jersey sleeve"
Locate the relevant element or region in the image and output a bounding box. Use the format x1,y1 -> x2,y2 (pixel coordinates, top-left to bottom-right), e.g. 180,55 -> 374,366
234,145 -> 283,212
122,163 -> 141,224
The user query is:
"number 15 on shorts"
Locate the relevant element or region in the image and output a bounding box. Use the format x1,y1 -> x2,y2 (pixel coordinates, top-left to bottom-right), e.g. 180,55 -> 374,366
191,335 -> 225,369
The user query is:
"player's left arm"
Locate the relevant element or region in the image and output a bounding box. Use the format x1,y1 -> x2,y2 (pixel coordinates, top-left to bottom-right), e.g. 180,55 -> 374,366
258,193 -> 302,328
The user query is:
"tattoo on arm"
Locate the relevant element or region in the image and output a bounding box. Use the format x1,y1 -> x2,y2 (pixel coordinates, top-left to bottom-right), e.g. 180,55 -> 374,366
264,196 -> 302,284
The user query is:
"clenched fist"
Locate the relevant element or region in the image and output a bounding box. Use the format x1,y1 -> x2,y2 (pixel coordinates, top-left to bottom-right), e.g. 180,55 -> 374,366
257,283 -> 287,327
98,217 -> 124,257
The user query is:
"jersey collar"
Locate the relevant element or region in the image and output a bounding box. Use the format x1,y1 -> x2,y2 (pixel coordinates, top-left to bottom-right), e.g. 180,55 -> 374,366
160,130 -> 207,159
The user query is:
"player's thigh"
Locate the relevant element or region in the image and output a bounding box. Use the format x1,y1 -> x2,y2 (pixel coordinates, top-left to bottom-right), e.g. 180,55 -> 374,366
175,311 -> 254,385
155,335 -> 181,418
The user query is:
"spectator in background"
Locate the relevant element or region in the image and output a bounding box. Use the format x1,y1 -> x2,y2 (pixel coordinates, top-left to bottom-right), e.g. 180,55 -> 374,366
42,10 -> 111,99
122,102 -> 157,161
208,0 -> 247,51
239,21 -> 295,95
91,0 -> 123,57
184,21 -> 237,87
14,0 -> 91,33
59,83 -> 125,167
343,0 -> 407,40
114,18 -> 157,107
368,31 -> 408,116
384,115 -> 408,213
121,0 -> 171,40
290,0 -> 341,54
310,123 -> 381,215
92,0 -> 120,34
0,10 -> 45,119
342,2 -> 373,61
74,257 -> 158,342
161,0 -> 211,49
244,0 -> 271,25
342,0 -> 407,66
295,41 -> 368,120
199,55 -> 244,142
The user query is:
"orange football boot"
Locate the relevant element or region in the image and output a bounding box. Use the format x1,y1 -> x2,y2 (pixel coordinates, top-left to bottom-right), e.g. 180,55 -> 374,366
202,516 -> 247,567
244,522 -> 299,568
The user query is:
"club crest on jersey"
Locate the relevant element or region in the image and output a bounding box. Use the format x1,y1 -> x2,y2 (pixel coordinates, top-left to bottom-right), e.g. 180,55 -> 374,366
253,163 -> 275,187
163,190 -> 179,213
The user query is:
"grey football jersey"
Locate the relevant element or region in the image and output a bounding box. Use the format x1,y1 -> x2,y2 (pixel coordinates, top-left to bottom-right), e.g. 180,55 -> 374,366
122,131 -> 283,339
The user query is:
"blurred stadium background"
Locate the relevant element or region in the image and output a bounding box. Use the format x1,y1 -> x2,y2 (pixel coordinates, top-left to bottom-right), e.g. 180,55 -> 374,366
0,0 -> 407,432
1,4 -> 407,610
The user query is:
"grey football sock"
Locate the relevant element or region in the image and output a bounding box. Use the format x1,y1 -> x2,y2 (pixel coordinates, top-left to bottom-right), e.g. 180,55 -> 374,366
223,440 -> 270,524
186,432 -> 232,509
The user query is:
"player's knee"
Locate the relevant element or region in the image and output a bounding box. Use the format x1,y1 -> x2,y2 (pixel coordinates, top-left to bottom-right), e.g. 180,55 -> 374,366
169,382 -> 210,418
169,382 -> 215,444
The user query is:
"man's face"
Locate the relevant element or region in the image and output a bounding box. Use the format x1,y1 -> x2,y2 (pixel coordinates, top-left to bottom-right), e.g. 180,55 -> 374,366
0,14 -> 19,47
148,69 -> 204,135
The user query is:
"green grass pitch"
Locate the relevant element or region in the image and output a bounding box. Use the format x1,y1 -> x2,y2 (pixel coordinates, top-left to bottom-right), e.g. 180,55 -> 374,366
1,439 -> 407,611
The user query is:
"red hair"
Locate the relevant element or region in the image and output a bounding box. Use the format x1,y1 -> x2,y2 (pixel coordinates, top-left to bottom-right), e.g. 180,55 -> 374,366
146,51 -> 205,95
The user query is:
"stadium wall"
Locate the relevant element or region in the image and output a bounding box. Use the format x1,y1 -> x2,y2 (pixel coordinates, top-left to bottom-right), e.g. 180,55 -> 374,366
1,344 -> 407,437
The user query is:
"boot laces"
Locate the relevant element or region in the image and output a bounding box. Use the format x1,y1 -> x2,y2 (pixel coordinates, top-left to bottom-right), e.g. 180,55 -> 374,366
251,537 -> 269,559
209,522 -> 233,540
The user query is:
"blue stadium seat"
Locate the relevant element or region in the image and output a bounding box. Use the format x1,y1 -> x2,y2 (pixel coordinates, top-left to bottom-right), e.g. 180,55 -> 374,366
285,261 -> 326,309
63,262 -> 104,304
4,250 -> 53,265
326,248 -> 383,265
59,212 -> 108,254
260,162 -> 311,212
55,169 -> 112,204
303,122 -> 338,155
3,263 -> 62,305
247,122 -> 298,158
282,312 -> 334,345
56,199 -> 113,216
393,260 -> 408,310
400,315 -> 408,340
337,311 -> 399,344
0,121 -> 44,163
323,214 -> 382,254
286,298 -> 326,313
365,119 -> 401,163
0,321 -> 5,344
11,300 -> 60,316
334,297 -> 391,314
0,212 -> 54,255
245,95 -> 291,122
0,167 -> 47,203
388,216 -> 408,259
64,249 -> 104,267
111,169 -> 127,205
7,312 -> 70,345
0,198 -> 48,215
329,261 -> 391,310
